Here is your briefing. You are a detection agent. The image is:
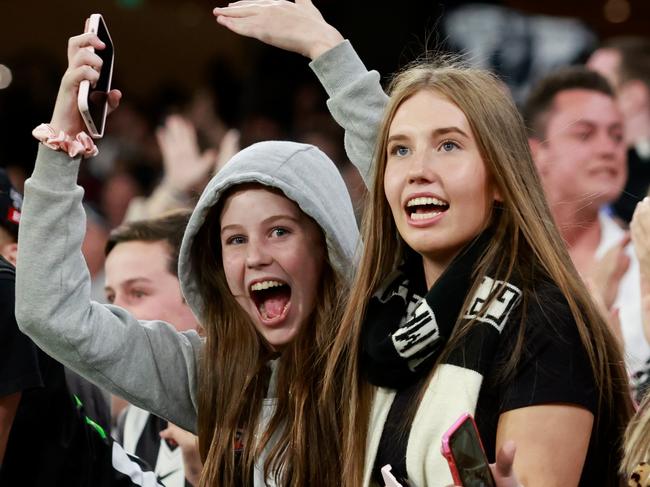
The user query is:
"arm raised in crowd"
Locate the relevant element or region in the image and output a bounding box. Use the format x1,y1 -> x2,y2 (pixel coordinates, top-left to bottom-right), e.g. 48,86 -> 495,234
213,0 -> 388,188
14,30 -> 201,432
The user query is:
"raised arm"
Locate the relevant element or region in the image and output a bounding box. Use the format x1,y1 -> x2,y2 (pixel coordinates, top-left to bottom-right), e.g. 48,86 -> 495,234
213,0 -> 389,188
14,30 -> 200,432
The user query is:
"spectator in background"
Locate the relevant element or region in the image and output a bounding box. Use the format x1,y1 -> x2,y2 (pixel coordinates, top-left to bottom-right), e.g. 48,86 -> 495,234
0,169 -> 161,486
588,37 -> 650,223
106,212 -> 202,487
522,67 -> 648,374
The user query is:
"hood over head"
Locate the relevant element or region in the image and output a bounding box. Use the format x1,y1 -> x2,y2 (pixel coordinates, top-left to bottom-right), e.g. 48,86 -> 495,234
178,140 -> 359,322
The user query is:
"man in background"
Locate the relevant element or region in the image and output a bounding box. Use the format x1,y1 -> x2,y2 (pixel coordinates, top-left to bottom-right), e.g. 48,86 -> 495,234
523,67 -> 648,374
106,211 -> 202,487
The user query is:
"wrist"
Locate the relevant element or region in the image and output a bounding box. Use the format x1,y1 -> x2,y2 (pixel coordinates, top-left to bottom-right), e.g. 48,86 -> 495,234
307,27 -> 345,60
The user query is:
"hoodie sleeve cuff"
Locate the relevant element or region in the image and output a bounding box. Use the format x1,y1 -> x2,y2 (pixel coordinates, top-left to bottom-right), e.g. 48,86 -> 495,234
309,40 -> 373,98
31,143 -> 83,192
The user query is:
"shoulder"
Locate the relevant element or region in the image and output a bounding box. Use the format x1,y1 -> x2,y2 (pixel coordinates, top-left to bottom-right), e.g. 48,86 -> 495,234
0,256 -> 15,279
495,277 -> 597,413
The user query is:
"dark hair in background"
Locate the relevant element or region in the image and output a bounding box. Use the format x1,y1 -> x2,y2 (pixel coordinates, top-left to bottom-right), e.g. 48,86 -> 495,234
522,66 -> 615,138
105,210 -> 191,277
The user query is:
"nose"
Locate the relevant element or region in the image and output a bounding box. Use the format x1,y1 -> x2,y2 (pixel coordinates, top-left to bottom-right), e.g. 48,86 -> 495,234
595,130 -> 622,161
245,239 -> 273,268
407,149 -> 434,185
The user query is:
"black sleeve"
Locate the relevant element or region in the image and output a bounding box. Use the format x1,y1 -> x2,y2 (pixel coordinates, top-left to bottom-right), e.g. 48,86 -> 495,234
0,275 -> 43,397
498,283 -> 597,414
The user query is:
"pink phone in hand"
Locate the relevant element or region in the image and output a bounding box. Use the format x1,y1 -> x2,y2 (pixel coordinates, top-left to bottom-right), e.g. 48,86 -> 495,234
441,413 -> 496,487
77,13 -> 114,138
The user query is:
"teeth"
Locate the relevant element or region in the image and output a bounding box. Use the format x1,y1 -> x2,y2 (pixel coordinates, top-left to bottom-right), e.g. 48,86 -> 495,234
406,196 -> 447,207
411,211 -> 441,220
250,280 -> 285,292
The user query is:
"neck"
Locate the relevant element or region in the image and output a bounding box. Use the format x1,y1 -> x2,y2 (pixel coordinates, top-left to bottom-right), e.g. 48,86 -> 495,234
551,201 -> 602,275
421,251 -> 456,289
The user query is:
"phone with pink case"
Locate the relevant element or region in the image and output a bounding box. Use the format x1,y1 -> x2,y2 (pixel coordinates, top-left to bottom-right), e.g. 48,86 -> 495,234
77,13 -> 114,138
441,413 -> 496,487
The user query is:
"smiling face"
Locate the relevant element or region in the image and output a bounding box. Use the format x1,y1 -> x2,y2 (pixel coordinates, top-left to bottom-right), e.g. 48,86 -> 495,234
219,186 -> 325,348
105,240 -> 198,332
533,89 -> 626,208
383,89 -> 496,283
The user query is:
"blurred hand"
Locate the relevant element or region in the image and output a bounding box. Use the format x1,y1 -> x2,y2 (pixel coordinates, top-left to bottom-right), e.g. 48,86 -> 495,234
631,197 -> 650,344
159,422 -> 202,486
213,0 -> 344,60
50,26 -> 121,135
632,197 -> 650,279
156,115 -> 218,193
214,128 -> 240,173
588,233 -> 630,311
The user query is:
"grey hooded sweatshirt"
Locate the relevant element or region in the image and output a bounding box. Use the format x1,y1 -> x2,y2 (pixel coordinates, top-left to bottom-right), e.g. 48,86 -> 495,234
15,140 -> 358,484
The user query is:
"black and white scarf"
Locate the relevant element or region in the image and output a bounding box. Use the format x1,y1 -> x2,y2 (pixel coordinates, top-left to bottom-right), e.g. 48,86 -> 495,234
361,230 -> 523,485
361,230 -> 522,389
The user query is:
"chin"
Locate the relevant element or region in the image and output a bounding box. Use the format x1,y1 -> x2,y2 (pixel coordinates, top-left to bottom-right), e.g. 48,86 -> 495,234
262,326 -> 299,349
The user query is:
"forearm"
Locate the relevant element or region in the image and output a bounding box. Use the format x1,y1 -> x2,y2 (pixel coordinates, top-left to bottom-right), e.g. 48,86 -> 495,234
15,145 -> 200,431
309,40 -> 389,189
0,392 -> 21,464
182,446 -> 203,486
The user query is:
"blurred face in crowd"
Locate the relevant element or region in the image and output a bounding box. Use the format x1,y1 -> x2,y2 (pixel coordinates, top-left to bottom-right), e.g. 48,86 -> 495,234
531,89 -> 627,209
383,89 -> 496,281
105,240 -> 198,332
219,186 -> 325,348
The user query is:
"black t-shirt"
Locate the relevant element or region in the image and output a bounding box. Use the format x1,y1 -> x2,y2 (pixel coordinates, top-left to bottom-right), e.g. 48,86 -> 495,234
372,279 -> 620,486
0,256 -> 42,399
0,255 -> 114,486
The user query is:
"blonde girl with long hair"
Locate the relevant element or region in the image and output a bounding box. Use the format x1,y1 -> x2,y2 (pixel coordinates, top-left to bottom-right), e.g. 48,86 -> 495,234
15,23 -> 359,487
214,2 -> 633,486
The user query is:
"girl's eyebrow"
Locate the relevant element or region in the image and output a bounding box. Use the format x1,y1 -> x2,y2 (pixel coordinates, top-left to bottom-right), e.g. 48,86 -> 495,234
220,214 -> 300,235
387,126 -> 469,144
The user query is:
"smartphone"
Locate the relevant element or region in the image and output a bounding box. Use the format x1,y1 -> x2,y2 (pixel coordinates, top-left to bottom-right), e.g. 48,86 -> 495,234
77,14 -> 114,138
441,413 -> 496,487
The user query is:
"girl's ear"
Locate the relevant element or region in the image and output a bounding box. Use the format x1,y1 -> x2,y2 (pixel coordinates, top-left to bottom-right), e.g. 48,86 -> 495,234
493,187 -> 503,203
528,137 -> 549,177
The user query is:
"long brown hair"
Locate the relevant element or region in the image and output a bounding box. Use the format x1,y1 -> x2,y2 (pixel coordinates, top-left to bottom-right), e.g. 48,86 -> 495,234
191,185 -> 346,486
323,61 -> 634,486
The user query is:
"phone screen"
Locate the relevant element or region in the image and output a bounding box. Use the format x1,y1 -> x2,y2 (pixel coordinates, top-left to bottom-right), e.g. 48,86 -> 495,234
87,16 -> 113,134
449,419 -> 495,487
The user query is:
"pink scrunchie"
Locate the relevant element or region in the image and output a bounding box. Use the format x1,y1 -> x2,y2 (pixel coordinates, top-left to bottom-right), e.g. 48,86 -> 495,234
32,123 -> 99,158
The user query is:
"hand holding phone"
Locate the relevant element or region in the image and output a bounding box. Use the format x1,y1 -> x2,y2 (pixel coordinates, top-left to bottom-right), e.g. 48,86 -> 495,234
77,14 -> 114,138
441,413 -> 496,487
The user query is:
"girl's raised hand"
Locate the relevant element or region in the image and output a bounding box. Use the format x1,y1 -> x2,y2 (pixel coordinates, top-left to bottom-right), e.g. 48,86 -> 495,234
50,30 -> 121,136
213,0 -> 344,60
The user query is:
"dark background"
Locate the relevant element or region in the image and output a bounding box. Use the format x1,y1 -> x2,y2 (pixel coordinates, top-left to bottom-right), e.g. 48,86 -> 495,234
0,0 -> 647,177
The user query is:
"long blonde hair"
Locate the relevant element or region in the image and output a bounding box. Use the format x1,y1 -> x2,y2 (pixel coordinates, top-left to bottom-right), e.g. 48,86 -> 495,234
191,185 -> 346,486
623,394 -> 650,475
323,61 -> 633,486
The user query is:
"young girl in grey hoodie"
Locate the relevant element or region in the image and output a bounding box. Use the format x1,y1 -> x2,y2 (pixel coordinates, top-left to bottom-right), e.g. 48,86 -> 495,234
15,27 -> 359,487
